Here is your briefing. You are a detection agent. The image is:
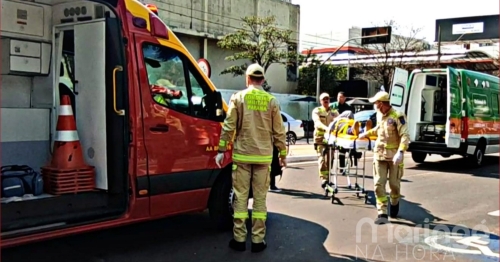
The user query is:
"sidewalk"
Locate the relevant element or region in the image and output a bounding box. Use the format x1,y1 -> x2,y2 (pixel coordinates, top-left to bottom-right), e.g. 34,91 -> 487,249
286,144 -> 317,163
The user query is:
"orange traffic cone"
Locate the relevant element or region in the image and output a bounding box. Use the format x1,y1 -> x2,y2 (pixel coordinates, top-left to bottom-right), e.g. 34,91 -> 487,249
41,95 -> 96,195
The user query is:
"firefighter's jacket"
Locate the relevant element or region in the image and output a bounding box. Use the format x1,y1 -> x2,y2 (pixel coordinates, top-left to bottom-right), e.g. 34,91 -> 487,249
312,106 -> 337,144
218,85 -> 287,164
365,108 -> 410,161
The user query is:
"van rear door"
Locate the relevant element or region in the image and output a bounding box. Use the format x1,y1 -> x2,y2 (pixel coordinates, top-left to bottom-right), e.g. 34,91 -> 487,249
389,67 -> 409,113
445,66 -> 462,148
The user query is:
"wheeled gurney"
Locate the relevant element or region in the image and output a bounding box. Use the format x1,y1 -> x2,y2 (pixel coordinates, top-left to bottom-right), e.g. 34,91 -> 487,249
323,119 -> 375,204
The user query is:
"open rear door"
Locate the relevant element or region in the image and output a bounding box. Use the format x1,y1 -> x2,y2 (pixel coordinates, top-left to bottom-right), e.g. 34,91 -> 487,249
445,67 -> 462,148
389,67 -> 409,113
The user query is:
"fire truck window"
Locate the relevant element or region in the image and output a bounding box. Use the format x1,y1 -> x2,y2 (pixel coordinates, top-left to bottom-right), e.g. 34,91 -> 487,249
187,64 -> 214,119
142,43 -> 190,114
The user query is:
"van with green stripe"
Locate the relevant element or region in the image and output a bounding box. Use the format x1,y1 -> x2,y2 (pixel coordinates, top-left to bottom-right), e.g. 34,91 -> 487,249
389,66 -> 499,167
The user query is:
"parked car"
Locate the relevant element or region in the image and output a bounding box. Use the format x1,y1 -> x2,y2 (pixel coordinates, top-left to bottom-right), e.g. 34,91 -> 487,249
281,112 -> 305,144
354,109 -> 377,132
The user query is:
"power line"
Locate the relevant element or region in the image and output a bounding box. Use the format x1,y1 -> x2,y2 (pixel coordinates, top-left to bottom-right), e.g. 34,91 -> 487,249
155,2 -> 302,36
161,8 -> 329,45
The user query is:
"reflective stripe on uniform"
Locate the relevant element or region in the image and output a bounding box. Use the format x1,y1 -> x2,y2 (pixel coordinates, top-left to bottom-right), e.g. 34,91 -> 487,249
376,195 -> 388,203
154,95 -> 166,105
279,150 -> 287,156
234,212 -> 249,219
320,171 -> 329,175
252,211 -> 267,220
219,140 -> 227,147
233,153 -> 272,163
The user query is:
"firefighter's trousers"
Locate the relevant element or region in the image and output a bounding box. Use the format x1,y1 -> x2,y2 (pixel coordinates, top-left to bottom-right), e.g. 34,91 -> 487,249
232,163 -> 270,243
316,144 -> 330,180
373,160 -> 404,215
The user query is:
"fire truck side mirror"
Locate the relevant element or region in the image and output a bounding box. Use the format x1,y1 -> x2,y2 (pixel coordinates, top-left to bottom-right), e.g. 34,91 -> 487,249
214,91 -> 225,121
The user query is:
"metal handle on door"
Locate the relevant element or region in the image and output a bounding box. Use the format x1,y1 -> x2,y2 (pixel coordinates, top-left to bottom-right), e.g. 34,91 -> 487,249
150,124 -> 169,132
113,65 -> 125,116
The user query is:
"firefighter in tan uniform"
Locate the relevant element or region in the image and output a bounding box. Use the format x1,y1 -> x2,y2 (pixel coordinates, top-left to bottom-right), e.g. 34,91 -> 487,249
312,93 -> 338,188
215,63 -> 287,253
359,91 -> 410,225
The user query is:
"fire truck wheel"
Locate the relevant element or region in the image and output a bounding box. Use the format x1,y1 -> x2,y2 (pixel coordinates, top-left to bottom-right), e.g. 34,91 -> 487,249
208,167 -> 233,231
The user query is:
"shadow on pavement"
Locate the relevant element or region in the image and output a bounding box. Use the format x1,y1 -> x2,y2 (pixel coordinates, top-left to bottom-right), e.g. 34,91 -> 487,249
407,156 -> 499,178
364,192 -> 446,226
272,188 -> 329,200
2,212 -> 372,262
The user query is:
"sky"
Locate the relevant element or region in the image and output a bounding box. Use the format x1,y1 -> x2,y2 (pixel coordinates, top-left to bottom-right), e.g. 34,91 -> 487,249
292,0 -> 499,47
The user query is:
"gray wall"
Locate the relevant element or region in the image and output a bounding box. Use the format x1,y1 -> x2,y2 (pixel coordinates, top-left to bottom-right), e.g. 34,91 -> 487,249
154,0 -> 301,94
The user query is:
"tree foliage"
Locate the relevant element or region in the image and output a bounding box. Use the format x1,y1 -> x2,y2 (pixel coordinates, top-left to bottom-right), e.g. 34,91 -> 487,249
352,20 -> 430,90
216,16 -> 298,91
296,49 -> 348,96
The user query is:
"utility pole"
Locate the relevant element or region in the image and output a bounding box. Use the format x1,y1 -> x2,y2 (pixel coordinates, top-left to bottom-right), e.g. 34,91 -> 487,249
437,26 -> 442,67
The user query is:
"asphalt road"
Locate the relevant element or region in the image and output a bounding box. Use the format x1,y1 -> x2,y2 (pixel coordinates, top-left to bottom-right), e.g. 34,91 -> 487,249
2,153 -> 499,262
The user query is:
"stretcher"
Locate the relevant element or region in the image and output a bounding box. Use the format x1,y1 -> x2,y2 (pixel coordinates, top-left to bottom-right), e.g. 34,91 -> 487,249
323,119 -> 375,204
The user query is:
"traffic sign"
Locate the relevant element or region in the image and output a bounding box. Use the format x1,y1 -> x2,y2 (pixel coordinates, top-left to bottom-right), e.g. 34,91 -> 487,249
361,26 -> 392,45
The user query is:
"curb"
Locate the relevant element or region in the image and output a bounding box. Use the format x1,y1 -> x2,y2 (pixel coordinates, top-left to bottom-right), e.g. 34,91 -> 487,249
287,155 -> 317,163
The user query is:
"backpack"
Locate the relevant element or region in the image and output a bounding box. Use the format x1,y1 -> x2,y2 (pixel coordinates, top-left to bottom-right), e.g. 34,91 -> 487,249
1,165 -> 44,198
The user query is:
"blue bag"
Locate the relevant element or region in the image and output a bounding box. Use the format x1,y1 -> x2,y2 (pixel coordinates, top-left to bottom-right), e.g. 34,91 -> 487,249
1,165 -> 44,198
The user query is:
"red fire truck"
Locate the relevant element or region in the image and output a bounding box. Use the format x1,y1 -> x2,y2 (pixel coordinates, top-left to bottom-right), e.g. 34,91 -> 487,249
1,0 -> 235,247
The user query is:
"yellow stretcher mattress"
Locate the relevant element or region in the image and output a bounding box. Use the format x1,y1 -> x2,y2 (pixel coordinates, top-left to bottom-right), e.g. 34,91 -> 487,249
326,118 -> 376,150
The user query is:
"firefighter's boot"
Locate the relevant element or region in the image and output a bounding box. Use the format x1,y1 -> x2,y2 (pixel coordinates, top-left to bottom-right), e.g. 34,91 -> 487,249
251,240 -> 267,253
229,239 -> 246,252
374,214 -> 389,225
390,202 -> 399,218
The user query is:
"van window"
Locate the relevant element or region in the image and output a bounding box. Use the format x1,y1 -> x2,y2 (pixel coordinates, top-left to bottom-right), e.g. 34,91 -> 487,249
142,43 -> 190,115
390,84 -> 405,107
281,114 -> 288,122
471,93 -> 490,116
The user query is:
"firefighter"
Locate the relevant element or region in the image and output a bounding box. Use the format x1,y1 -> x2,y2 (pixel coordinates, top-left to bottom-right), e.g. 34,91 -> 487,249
358,91 -> 410,225
312,93 -> 338,188
214,63 -> 287,253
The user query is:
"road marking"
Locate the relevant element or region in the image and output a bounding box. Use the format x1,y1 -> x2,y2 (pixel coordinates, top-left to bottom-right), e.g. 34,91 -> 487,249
488,210 -> 500,216
425,235 -> 499,257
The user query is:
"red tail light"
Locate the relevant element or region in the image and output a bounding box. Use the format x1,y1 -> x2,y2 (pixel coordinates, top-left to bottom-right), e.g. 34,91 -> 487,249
461,117 -> 469,140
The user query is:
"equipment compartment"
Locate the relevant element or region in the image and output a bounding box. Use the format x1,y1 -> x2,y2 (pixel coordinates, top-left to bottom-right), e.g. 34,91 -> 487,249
416,123 -> 446,143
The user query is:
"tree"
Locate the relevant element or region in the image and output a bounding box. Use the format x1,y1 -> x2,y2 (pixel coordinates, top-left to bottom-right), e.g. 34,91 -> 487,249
352,20 -> 430,90
296,49 -> 348,96
216,16 -> 298,91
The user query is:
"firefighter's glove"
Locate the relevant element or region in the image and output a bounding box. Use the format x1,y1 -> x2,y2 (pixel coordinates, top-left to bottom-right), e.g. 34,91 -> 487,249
393,151 -> 403,165
215,153 -> 224,168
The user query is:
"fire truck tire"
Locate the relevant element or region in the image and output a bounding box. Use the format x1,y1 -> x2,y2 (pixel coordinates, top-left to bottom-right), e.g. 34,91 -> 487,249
208,168 -> 233,231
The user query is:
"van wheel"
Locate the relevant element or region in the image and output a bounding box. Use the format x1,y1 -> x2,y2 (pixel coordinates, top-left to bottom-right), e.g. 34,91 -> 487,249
411,152 -> 427,163
287,132 -> 297,145
208,169 -> 234,231
468,143 -> 485,167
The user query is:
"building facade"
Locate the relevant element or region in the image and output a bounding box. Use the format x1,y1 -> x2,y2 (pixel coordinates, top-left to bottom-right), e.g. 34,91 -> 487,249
151,0 -> 301,93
